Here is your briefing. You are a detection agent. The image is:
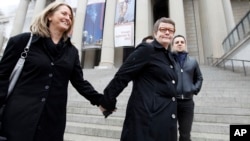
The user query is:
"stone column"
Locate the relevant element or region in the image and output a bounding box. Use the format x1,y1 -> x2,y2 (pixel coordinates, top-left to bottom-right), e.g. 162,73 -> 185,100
31,0 -> 46,22
71,0 -> 87,62
169,0 -> 186,37
10,0 -> 31,36
199,0 -> 227,60
0,23 -> 4,53
96,0 -> 116,69
0,20 -> 8,53
135,0 -> 153,45
222,0 -> 235,33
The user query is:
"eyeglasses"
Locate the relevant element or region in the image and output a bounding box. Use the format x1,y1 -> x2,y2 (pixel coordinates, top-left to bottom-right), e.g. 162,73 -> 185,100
158,27 -> 175,34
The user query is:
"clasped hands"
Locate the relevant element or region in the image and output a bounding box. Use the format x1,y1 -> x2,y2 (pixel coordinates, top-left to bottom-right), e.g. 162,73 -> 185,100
99,105 -> 116,118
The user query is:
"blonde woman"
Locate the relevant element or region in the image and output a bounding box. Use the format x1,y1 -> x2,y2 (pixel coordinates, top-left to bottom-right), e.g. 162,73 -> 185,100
0,2 -> 102,141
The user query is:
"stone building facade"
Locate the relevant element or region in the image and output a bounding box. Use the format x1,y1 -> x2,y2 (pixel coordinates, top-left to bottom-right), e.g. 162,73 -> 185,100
1,0 -> 249,68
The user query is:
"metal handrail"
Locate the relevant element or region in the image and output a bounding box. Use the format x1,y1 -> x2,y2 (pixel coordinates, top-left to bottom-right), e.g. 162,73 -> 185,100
207,57 -> 250,76
222,10 -> 250,52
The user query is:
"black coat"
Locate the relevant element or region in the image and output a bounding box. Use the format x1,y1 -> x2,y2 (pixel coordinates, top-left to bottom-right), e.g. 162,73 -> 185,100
0,33 -> 102,141
101,40 -> 178,141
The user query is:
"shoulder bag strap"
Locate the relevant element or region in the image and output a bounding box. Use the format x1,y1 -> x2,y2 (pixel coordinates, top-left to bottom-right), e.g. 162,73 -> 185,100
7,33 -> 33,97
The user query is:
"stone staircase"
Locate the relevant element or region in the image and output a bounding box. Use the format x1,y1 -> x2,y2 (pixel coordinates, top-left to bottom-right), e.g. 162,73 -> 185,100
64,65 -> 250,141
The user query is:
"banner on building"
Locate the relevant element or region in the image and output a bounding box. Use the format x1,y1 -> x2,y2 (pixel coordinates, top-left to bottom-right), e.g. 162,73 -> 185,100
82,0 -> 106,49
114,0 -> 135,47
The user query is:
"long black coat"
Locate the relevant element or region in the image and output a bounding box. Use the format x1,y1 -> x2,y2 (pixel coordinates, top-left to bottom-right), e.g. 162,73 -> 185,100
0,33 -> 102,141
101,40 -> 178,141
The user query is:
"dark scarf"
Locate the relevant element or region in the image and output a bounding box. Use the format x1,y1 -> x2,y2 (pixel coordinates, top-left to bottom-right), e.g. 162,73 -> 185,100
44,38 -> 64,59
176,52 -> 187,68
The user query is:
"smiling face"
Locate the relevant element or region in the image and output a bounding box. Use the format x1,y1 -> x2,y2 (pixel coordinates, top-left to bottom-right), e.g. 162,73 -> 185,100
47,5 -> 73,34
154,22 -> 175,48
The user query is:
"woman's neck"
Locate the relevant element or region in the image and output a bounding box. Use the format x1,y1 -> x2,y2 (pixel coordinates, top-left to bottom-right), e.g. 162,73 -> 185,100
49,27 -> 63,44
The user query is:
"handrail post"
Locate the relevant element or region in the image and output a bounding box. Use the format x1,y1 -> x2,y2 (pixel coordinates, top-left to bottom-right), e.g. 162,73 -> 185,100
231,60 -> 234,72
242,61 -> 246,76
223,59 -> 225,70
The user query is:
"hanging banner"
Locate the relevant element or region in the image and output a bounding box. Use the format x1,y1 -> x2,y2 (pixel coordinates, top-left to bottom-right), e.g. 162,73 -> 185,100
82,0 -> 106,49
114,0 -> 135,47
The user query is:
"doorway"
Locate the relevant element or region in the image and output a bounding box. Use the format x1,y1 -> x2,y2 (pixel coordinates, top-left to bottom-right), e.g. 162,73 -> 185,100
153,0 -> 169,22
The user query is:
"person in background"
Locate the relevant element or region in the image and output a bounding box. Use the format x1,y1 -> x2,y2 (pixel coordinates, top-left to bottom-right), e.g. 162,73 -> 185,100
141,35 -> 154,43
0,2 -> 103,141
99,17 -> 178,141
171,35 -> 203,141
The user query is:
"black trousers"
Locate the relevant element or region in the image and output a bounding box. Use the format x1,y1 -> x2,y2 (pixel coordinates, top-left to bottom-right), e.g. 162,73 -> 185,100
177,99 -> 194,141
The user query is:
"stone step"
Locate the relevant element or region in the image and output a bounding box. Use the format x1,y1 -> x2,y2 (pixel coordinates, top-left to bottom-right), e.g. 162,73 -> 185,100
66,111 -> 250,127
194,114 -> 250,124
65,122 -> 121,139
67,106 -> 250,119
192,122 -> 228,134
201,83 -> 250,88
194,96 -> 250,103
200,89 -> 250,96
65,121 -> 229,141
66,114 -> 124,126
195,106 -> 250,116
68,95 -> 250,109
64,133 -> 118,141
64,132 -> 228,141
72,88 -> 250,101
191,132 -> 228,141
67,107 -> 125,117
194,97 -> 250,108
82,68 -> 250,86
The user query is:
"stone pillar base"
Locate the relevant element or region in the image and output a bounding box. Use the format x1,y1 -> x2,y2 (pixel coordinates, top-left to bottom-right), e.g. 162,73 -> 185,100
95,62 -> 114,69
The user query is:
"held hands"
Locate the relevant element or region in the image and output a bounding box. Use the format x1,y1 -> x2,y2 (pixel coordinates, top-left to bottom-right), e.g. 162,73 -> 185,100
99,105 -> 116,118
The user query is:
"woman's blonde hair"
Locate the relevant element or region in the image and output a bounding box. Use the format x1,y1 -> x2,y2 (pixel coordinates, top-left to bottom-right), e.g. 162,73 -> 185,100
30,2 -> 74,41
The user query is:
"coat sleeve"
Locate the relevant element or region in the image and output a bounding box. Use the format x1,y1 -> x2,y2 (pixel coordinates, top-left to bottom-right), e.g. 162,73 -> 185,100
100,43 -> 152,111
193,60 -> 203,95
70,50 -> 103,106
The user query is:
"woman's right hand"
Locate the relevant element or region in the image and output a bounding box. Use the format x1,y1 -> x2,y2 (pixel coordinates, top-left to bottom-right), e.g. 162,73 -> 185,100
99,105 -> 116,118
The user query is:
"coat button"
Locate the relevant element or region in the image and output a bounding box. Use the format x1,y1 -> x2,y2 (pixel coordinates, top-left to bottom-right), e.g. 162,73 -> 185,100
172,80 -> 175,84
48,73 -> 53,77
45,85 -> 49,90
170,65 -> 173,69
171,114 -> 176,119
172,97 -> 175,101
41,98 -> 46,102
51,62 -> 54,66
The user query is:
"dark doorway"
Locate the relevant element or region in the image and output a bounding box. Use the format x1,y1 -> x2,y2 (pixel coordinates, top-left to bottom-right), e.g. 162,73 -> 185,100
153,0 -> 169,22
94,49 -> 101,67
